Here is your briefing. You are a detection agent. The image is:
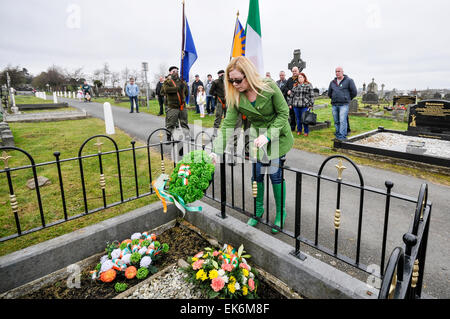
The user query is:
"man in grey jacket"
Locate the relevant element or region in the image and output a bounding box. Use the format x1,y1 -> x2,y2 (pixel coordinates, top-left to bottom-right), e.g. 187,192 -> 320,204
204,74 -> 215,115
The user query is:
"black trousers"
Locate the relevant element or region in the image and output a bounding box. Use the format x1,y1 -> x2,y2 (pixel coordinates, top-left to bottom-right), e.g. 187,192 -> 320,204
157,95 -> 164,114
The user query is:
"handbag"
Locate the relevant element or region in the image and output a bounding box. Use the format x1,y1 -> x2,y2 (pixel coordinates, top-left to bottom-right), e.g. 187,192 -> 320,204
301,108 -> 317,125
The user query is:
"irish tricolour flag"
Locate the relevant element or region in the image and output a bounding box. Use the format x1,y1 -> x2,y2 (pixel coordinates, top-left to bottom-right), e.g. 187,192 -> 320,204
245,0 -> 263,75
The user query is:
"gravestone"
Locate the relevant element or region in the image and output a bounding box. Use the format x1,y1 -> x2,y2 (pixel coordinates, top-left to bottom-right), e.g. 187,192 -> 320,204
349,99 -> 358,113
408,100 -> 450,135
362,78 -> 379,104
393,95 -> 416,108
288,49 -> 306,72
53,92 -> 58,104
444,93 -> 450,101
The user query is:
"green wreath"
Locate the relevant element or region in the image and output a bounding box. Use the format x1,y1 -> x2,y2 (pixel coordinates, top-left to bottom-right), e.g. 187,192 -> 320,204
167,150 -> 215,204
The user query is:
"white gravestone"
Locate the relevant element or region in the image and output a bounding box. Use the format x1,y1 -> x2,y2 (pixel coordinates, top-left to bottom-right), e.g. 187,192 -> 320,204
53,92 -> 58,103
103,102 -> 115,134
42,92 -> 46,100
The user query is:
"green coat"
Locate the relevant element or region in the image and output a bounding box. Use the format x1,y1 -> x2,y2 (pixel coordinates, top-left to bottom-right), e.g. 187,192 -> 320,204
213,79 -> 294,160
162,75 -> 188,109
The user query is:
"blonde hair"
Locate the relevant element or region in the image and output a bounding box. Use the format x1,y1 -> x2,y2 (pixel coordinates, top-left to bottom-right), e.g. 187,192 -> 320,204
225,56 -> 273,108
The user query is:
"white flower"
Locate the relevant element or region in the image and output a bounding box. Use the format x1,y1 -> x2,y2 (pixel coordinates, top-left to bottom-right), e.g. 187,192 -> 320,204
235,282 -> 241,291
131,233 -> 141,240
111,248 -> 121,260
100,260 -> 114,273
140,256 -> 152,268
249,272 -> 254,279
138,247 -> 147,255
221,275 -> 229,283
241,276 -> 248,285
100,255 -> 109,264
121,254 -> 131,265
218,269 -> 225,277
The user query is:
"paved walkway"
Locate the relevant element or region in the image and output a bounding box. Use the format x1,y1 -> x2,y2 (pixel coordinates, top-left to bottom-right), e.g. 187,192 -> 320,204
61,97 -> 449,298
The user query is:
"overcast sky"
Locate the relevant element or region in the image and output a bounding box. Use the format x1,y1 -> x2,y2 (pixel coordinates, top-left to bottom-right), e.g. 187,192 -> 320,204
1,0 -> 450,90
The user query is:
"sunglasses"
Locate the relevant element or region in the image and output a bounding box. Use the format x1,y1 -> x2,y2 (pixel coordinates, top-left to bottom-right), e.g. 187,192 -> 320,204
228,76 -> 246,84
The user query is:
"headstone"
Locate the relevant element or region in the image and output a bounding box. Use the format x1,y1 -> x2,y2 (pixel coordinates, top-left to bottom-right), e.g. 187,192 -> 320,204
408,100 -> 450,135
288,49 -> 306,72
362,78 -> 379,104
393,95 -> 416,108
444,93 -> 450,101
26,176 -> 51,190
349,99 -> 359,113
42,92 -> 46,100
379,84 -> 385,98
103,102 -> 115,134
64,91 -> 67,98
53,92 -> 58,104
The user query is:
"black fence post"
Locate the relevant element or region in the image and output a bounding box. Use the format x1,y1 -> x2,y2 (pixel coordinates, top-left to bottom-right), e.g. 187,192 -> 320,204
291,171 -> 306,260
219,153 -> 227,219
54,151 -> 68,220
380,180 -> 394,276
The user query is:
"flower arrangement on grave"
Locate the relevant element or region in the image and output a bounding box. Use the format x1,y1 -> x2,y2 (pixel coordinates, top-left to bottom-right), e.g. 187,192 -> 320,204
90,231 -> 170,289
180,244 -> 260,299
153,150 -> 215,216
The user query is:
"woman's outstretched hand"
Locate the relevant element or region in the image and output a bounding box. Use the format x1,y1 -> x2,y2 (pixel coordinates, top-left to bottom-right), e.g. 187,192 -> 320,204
254,135 -> 269,148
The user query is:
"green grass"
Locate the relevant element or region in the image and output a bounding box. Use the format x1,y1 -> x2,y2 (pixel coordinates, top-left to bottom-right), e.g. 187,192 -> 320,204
0,118 -> 175,256
14,95 -> 54,104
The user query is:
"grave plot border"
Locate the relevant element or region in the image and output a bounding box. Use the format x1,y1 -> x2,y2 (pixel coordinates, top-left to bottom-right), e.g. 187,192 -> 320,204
333,126 -> 450,168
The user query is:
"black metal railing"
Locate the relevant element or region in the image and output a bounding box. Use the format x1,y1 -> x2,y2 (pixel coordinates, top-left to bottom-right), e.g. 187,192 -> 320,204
0,128 -> 432,299
378,184 -> 431,299
0,129 -> 179,242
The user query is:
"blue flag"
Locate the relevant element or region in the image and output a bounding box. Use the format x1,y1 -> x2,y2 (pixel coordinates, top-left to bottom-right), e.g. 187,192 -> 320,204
181,16 -> 197,104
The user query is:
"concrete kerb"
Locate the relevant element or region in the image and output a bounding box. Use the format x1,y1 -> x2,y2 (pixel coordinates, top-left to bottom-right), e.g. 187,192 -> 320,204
0,201 -> 178,294
184,200 -> 379,299
0,199 -> 379,299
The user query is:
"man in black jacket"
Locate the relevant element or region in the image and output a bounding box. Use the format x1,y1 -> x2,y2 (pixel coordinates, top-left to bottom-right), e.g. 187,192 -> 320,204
328,67 -> 357,141
283,67 -> 299,131
155,76 -> 165,115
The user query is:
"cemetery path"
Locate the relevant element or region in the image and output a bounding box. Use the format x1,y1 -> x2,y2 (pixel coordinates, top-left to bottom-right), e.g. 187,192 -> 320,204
63,97 -> 449,298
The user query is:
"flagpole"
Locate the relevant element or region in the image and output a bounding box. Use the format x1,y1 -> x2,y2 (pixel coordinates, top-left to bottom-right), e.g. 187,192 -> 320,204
181,0 -> 186,80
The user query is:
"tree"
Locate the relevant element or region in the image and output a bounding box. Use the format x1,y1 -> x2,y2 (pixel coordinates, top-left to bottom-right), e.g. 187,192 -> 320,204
0,65 -> 27,87
110,72 -> 120,88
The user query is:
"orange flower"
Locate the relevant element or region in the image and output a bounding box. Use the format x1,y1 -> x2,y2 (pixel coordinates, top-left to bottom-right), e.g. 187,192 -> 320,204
125,266 -> 137,279
192,259 -> 204,270
100,269 -> 116,283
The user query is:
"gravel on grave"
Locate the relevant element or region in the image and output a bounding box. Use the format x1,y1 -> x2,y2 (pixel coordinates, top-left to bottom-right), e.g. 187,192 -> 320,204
127,264 -> 205,299
352,132 -> 450,159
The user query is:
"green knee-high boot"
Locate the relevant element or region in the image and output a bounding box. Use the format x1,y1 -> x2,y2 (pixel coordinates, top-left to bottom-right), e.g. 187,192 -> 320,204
247,182 -> 264,227
271,181 -> 287,234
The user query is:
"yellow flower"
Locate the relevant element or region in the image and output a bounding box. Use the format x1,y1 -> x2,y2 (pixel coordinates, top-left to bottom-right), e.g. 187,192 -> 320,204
229,276 -> 236,284
203,253 -> 209,259
228,282 -> 236,294
191,257 -> 198,262
196,269 -> 205,280
209,269 -> 219,280
242,268 -> 249,277
201,272 -> 208,281
242,286 -> 248,296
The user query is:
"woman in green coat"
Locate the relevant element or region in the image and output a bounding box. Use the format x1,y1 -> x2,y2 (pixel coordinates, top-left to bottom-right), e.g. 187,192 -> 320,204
210,56 -> 294,233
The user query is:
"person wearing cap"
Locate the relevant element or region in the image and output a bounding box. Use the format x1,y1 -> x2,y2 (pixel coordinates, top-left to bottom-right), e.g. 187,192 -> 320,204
210,56 -> 293,234
191,74 -> 204,114
210,70 -> 227,136
162,66 -> 191,139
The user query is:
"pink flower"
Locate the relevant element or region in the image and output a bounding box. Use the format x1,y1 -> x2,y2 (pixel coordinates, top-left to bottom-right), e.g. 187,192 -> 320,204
192,259 -> 204,270
213,251 -> 220,257
221,262 -> 233,272
211,277 -> 225,292
239,262 -> 249,270
248,278 -> 255,291
194,251 -> 204,259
